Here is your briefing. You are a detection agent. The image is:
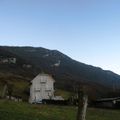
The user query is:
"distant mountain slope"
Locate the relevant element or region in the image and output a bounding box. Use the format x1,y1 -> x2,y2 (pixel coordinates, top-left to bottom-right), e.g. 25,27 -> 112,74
0,46 -> 120,98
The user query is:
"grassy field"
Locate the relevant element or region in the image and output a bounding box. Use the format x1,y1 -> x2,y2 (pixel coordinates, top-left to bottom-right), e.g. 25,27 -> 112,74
0,73 -> 31,101
54,89 -> 72,99
0,100 -> 120,120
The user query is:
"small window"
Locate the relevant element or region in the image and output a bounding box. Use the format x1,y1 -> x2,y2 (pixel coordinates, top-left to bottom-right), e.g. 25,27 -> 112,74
46,85 -> 52,91
35,90 -> 40,92
34,88 -> 41,92
40,77 -> 46,83
45,89 -> 51,92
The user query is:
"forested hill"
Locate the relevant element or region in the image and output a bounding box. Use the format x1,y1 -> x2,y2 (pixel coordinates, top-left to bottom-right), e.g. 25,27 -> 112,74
0,46 -> 120,98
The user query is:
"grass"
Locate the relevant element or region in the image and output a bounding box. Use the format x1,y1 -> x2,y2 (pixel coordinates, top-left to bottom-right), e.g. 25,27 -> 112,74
86,108 -> 120,120
0,100 -> 76,120
0,100 -> 120,120
54,89 -> 72,99
0,73 -> 30,100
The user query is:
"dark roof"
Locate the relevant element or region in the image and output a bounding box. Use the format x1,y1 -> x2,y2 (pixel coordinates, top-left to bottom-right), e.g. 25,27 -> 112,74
96,97 -> 120,102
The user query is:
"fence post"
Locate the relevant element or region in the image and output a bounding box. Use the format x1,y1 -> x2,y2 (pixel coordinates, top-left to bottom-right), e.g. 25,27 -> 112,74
77,88 -> 88,120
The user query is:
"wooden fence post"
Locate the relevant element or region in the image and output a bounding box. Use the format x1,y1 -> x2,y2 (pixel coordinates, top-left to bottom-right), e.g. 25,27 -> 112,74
77,88 -> 88,120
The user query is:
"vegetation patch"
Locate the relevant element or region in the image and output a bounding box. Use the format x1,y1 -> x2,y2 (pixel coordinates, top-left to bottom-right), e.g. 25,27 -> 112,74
0,100 -> 120,120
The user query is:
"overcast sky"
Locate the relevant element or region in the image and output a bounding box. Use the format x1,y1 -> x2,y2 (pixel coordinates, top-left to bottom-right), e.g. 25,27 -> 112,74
0,0 -> 120,74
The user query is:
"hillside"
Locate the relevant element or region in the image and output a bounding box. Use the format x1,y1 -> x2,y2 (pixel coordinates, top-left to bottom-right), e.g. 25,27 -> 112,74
0,46 -> 120,99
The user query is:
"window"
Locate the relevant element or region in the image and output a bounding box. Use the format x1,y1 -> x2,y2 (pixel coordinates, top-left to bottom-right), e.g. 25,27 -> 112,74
40,76 -> 46,83
34,88 -> 41,92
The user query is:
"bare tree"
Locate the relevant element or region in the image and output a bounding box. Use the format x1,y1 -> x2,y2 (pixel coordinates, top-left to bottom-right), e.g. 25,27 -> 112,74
7,83 -> 14,100
2,84 -> 7,98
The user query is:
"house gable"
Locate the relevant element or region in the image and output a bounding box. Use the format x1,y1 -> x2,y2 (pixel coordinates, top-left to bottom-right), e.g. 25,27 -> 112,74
29,73 -> 55,103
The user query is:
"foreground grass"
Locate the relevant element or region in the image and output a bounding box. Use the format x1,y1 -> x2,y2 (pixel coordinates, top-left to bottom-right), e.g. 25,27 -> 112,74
0,100 -> 76,120
0,100 -> 120,120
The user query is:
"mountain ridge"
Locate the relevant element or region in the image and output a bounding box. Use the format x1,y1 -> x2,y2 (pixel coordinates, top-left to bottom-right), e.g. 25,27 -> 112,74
0,46 -> 120,99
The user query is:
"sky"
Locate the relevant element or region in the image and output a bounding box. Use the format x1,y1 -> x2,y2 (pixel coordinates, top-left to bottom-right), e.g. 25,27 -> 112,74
0,0 -> 120,74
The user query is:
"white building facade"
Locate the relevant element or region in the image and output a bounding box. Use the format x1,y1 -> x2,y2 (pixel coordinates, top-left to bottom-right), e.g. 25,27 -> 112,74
29,73 -> 55,103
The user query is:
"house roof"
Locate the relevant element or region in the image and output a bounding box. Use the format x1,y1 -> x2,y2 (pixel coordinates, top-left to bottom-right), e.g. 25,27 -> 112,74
95,97 -> 120,102
31,73 -> 55,82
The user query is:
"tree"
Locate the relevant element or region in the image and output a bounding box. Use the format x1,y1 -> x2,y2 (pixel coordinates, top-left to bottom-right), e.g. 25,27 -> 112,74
7,83 -> 14,100
2,83 -> 7,98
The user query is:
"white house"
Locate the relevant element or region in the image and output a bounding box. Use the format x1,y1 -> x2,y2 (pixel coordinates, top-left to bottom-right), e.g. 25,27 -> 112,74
29,73 -> 55,103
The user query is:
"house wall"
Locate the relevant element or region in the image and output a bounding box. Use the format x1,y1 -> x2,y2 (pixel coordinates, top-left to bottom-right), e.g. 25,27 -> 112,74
29,74 -> 54,103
